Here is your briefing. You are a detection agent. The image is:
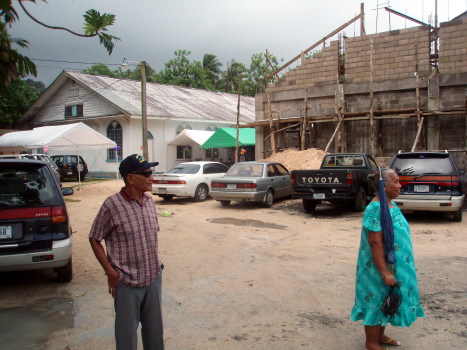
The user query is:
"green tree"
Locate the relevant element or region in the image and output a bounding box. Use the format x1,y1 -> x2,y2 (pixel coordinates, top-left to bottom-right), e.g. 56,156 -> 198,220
202,53 -> 222,87
0,0 -> 119,87
82,63 -> 115,77
242,52 -> 281,96
157,50 -> 214,90
0,78 -> 41,125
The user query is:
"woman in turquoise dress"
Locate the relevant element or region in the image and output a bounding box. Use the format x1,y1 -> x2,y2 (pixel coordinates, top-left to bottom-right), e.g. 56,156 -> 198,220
350,168 -> 424,350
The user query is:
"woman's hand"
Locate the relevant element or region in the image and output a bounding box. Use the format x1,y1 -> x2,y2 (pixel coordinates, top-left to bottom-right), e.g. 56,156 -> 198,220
382,273 -> 396,286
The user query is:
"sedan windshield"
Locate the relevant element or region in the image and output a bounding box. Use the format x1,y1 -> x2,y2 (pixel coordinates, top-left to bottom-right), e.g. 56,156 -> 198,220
226,163 -> 263,177
167,164 -> 200,174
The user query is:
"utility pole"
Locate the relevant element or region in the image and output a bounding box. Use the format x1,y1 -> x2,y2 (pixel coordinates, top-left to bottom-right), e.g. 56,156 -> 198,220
140,61 -> 148,159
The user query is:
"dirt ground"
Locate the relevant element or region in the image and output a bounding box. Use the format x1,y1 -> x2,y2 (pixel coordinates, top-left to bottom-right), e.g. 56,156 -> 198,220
0,150 -> 466,350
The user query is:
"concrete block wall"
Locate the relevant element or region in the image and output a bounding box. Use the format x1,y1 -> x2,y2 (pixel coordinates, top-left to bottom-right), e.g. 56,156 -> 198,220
268,41 -> 338,92
345,26 -> 431,84
439,18 -> 467,74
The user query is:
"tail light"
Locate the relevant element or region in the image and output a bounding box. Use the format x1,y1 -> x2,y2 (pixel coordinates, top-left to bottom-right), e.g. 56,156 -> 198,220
237,183 -> 257,188
291,173 -> 295,185
153,180 -> 186,184
346,172 -> 354,185
211,182 -> 226,188
63,164 -> 67,169
52,206 -> 67,223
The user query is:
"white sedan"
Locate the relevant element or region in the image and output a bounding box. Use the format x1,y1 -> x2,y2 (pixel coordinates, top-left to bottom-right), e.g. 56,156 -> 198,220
152,161 -> 230,201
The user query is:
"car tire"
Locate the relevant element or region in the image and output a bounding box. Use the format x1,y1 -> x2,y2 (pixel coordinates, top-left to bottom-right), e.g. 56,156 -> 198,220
194,184 -> 209,202
353,187 -> 367,212
56,257 -> 73,283
453,209 -> 462,222
261,189 -> 274,208
220,200 -> 231,206
160,194 -> 174,200
302,199 -> 318,213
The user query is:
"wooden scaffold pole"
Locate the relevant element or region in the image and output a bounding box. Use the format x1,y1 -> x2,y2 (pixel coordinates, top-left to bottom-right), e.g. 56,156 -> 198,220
411,44 -> 424,152
266,90 -> 276,154
369,38 -> 376,158
300,88 -> 308,150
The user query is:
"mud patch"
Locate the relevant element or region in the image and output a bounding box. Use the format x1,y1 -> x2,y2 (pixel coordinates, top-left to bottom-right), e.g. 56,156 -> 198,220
207,217 -> 287,230
0,297 -> 75,349
297,312 -> 344,328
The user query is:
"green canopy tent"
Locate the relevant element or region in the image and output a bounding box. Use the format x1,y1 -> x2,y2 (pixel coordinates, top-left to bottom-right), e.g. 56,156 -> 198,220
200,127 -> 255,149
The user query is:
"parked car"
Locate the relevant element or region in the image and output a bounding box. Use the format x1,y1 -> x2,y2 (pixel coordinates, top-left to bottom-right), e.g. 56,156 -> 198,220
390,151 -> 465,222
50,155 -> 88,181
0,159 -> 74,282
152,161 -> 230,201
0,154 -> 61,184
210,161 -> 293,208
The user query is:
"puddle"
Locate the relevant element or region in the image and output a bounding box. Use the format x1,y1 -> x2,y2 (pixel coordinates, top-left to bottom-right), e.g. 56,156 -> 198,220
207,217 -> 287,229
0,297 -> 75,349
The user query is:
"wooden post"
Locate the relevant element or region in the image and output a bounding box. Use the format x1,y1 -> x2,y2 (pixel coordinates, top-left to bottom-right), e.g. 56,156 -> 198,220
360,2 -> 366,35
369,39 -> 376,158
235,75 -> 242,163
300,88 -> 308,150
266,90 -> 276,154
140,61 -> 148,160
411,44 -> 424,151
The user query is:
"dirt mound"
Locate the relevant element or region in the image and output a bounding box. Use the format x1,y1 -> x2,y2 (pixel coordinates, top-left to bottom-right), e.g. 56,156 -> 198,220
261,148 -> 326,171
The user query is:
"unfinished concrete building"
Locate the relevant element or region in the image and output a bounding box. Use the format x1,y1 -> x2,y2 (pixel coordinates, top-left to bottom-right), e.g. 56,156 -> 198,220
252,8 -> 466,170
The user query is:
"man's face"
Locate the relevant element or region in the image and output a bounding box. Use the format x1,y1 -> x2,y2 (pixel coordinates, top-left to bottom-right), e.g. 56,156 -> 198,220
127,170 -> 154,192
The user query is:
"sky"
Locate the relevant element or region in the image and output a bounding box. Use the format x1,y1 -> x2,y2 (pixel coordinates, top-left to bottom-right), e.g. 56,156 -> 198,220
10,0 -> 467,87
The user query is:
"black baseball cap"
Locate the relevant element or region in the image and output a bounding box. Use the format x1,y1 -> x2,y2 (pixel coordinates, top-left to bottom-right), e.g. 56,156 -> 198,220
119,154 -> 159,177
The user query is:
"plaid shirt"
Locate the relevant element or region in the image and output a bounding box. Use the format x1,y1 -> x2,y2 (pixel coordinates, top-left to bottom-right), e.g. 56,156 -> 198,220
89,188 -> 161,287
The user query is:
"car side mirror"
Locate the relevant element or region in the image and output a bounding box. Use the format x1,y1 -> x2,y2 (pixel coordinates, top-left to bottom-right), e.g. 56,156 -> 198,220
62,187 -> 74,196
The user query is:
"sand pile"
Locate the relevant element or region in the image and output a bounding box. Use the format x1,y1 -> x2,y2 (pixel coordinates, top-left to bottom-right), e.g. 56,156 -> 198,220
261,148 -> 326,171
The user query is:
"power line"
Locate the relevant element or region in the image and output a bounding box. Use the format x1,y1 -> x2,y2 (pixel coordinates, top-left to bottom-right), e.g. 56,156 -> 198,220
31,58 -> 123,66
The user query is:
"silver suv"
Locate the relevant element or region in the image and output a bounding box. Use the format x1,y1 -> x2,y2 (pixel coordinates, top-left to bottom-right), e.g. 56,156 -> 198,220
390,151 -> 465,222
0,159 -> 74,281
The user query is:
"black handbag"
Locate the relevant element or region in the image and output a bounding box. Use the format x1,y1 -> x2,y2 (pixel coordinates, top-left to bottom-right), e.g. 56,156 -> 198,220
381,284 -> 402,316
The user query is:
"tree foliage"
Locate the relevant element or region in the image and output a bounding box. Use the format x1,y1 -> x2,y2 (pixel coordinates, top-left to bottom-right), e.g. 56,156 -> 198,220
0,78 -> 42,125
0,0 -> 119,87
156,50 -> 215,90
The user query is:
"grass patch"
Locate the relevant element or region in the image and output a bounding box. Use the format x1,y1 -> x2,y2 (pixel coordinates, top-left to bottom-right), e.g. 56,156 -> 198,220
65,198 -> 81,202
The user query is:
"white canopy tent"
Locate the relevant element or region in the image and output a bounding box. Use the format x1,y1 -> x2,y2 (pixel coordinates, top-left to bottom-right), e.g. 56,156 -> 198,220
0,123 -> 117,187
168,129 -> 214,146
0,123 -> 116,151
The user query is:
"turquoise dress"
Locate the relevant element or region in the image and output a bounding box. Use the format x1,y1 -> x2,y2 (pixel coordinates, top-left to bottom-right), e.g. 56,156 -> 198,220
350,201 -> 425,326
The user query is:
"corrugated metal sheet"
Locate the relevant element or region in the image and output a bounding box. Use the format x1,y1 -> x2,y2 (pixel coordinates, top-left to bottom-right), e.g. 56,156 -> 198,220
66,71 -> 255,124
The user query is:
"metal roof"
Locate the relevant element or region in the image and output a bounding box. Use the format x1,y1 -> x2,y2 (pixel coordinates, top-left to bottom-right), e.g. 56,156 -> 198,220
65,71 -> 255,123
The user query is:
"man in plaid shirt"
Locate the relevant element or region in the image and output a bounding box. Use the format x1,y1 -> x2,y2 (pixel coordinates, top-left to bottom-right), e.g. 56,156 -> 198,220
89,154 -> 164,350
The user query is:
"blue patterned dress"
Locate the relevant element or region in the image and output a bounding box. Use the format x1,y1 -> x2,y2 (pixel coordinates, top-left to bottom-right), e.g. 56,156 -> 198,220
350,201 -> 425,326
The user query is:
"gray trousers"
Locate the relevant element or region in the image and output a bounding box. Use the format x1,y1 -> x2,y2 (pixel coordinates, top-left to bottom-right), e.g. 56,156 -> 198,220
114,273 -> 164,350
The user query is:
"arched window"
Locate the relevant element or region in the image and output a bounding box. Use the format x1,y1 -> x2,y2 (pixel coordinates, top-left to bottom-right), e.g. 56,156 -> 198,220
107,121 -> 123,160
176,122 -> 192,135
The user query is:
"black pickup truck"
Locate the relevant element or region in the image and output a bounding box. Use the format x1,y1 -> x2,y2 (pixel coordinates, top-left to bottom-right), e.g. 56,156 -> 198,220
292,153 -> 379,212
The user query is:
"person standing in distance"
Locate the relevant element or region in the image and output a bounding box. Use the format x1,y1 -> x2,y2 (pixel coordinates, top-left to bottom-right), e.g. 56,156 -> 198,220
89,154 -> 164,350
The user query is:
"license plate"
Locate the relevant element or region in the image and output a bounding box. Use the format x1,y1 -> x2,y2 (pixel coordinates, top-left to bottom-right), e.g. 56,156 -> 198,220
0,226 -> 12,239
414,184 -> 430,193
313,193 -> 325,199
158,188 -> 167,194
67,171 -> 73,175
227,184 -> 237,190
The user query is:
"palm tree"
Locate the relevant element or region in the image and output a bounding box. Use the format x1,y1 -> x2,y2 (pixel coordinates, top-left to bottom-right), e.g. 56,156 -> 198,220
220,59 -> 245,93
202,53 -> 222,86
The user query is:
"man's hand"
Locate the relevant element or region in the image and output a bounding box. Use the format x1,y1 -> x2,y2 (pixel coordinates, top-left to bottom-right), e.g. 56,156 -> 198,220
106,267 -> 119,297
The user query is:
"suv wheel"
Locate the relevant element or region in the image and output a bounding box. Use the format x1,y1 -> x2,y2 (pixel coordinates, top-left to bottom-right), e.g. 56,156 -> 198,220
453,209 -> 463,222
56,257 -> 73,282
261,189 -> 274,208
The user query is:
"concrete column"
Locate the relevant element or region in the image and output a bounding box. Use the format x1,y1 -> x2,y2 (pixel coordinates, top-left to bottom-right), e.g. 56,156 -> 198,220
427,72 -> 441,150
